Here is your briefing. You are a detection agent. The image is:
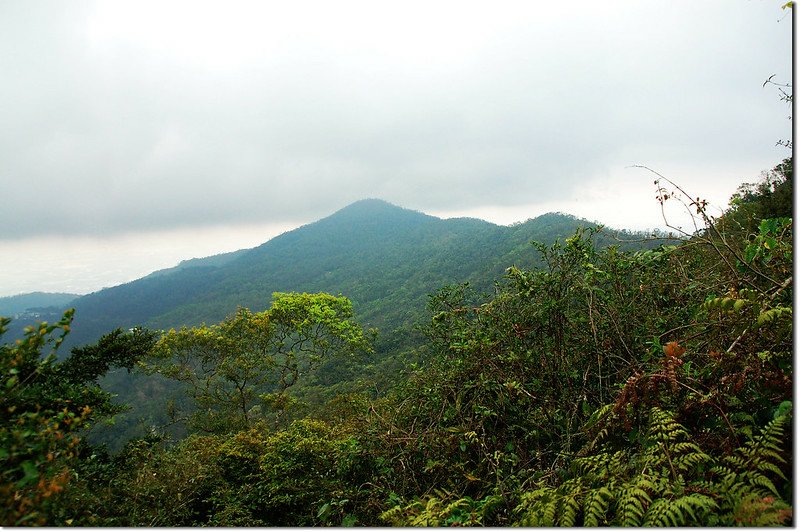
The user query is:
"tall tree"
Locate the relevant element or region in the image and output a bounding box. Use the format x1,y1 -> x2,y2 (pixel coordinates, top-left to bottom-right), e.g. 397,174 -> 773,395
146,292 -> 371,434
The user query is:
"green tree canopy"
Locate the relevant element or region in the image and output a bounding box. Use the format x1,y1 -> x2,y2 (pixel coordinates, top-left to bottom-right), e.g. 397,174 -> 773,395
145,292 -> 371,434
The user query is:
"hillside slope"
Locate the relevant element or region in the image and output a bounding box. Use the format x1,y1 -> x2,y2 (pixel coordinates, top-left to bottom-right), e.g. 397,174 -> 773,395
64,199 -> 652,348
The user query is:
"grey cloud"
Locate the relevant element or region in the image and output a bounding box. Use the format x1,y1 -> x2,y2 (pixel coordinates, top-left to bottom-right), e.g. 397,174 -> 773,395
0,0 -> 791,239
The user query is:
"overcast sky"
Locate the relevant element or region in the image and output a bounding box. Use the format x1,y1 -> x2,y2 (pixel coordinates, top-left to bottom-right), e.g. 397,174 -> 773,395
0,0 -> 793,297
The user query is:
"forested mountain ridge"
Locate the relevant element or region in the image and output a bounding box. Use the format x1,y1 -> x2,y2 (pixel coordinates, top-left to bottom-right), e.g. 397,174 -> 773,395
0,292 -> 78,317
0,293 -> 80,342
63,199 -> 651,349
143,248 -> 249,279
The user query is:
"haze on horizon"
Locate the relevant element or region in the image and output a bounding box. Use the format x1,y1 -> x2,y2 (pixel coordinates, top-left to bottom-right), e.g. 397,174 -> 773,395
0,0 -> 792,298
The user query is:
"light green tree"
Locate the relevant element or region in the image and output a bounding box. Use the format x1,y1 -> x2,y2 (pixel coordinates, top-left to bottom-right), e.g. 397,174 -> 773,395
146,292 -> 371,433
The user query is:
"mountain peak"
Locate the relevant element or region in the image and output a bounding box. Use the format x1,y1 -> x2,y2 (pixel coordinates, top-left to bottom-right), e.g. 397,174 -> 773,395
324,198 -> 433,223
344,198 -> 395,209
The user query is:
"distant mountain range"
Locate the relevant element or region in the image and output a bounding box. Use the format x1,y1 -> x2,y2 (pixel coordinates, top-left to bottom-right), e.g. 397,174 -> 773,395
0,291 -> 79,317
4,199 -> 658,349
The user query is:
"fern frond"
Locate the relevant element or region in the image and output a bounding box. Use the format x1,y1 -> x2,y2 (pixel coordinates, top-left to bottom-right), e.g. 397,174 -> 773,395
540,496 -> 558,526
724,454 -> 748,470
560,492 -> 581,526
758,461 -> 788,481
583,486 -> 613,526
642,498 -> 675,526
728,413 -> 789,488
618,484 -> 651,526
647,407 -> 687,442
747,472 -> 780,498
515,487 -> 558,527
757,306 -> 792,326
641,491 -> 717,526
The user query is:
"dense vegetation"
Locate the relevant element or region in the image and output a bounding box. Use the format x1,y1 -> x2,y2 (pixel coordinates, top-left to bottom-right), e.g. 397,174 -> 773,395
0,157 -> 792,526
39,204 -> 666,451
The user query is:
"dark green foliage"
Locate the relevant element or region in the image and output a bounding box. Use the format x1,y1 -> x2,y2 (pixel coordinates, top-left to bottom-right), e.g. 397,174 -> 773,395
0,314 -> 156,525
726,157 -> 793,234
367,230 -> 697,514
58,327 -> 157,386
373,160 -> 793,525
75,433 -> 225,526
1,312 -> 82,525
63,419 -> 378,527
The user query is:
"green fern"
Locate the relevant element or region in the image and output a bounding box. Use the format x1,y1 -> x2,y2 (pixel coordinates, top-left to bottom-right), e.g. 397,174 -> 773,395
582,486 -> 613,526
380,491 -> 501,526
618,480 -> 652,526
758,306 -> 792,326
513,407 -> 792,526
642,492 -> 717,526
